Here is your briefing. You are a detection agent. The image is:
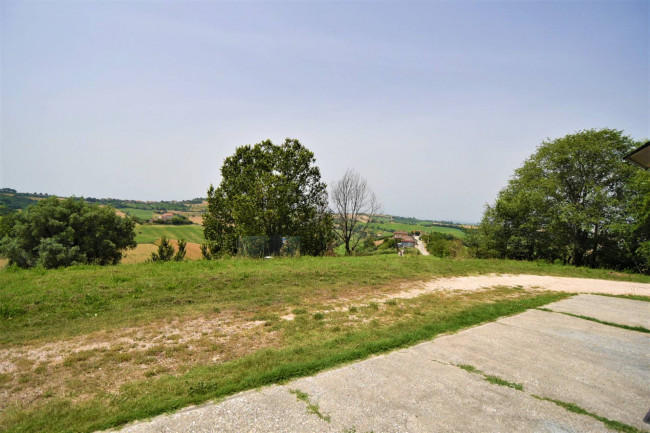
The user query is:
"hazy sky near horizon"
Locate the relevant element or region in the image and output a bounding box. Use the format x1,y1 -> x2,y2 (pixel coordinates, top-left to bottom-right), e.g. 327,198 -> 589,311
1,1 -> 648,222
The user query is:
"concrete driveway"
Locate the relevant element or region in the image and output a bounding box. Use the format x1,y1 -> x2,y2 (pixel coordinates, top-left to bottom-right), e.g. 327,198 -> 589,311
112,294 -> 649,433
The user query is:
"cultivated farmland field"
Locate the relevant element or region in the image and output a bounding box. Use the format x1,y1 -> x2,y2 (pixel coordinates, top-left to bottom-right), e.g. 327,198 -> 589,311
134,224 -> 206,244
368,221 -> 467,238
117,208 -> 155,220
122,242 -> 204,264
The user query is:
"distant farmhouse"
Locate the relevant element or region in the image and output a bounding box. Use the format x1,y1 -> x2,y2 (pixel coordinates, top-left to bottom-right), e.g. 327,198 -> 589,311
393,231 -> 417,248
154,212 -> 175,222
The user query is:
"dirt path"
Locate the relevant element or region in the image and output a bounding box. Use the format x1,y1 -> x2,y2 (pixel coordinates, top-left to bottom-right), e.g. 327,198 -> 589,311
414,235 -> 430,256
383,273 -> 650,301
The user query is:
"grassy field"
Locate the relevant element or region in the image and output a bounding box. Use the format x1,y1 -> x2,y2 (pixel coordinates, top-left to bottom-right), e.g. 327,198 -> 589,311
367,221 -> 467,238
134,224 -> 205,244
1,256 -> 648,432
117,208 -> 154,220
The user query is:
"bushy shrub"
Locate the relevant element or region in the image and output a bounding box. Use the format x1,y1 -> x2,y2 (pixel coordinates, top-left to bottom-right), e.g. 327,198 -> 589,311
151,236 -> 174,262
423,232 -> 468,258
0,197 -> 136,268
174,239 -> 186,261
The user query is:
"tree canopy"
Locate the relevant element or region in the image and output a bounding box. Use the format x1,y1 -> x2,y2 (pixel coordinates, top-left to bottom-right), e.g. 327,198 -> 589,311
473,128 -> 649,273
0,197 -> 136,268
203,138 -> 333,256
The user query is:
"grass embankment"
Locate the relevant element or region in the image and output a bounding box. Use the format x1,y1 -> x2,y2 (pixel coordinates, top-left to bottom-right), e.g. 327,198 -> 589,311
1,256 -> 648,433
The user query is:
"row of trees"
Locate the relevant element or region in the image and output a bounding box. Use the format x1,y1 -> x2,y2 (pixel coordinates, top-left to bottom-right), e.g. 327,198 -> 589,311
471,129 -> 649,273
0,139 -> 380,268
3,131 -> 646,273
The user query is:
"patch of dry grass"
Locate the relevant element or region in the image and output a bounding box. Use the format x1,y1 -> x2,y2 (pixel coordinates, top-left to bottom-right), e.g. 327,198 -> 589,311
1,284 -> 544,416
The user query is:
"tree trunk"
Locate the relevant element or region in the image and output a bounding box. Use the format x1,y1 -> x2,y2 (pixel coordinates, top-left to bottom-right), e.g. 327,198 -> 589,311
591,223 -> 599,268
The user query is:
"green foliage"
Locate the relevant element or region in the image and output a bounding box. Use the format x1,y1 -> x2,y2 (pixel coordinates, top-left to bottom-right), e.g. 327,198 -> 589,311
475,129 -> 649,273
204,138 -> 333,257
150,236 -> 175,262
174,239 -> 187,262
423,232 -> 467,258
151,214 -> 192,225
0,193 -> 39,213
0,197 -> 136,268
85,197 -> 194,212
171,215 -> 192,225
200,243 -> 213,260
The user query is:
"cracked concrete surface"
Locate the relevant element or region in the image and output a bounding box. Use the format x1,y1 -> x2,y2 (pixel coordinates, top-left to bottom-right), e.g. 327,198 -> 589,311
544,293 -> 650,328
110,294 -> 650,433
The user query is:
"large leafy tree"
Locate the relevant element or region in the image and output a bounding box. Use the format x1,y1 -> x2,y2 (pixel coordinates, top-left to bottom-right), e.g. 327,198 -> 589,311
0,197 -> 136,268
203,138 -> 333,256
475,128 -> 648,272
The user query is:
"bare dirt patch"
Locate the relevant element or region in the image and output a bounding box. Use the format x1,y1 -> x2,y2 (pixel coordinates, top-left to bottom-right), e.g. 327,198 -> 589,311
0,313 -> 276,410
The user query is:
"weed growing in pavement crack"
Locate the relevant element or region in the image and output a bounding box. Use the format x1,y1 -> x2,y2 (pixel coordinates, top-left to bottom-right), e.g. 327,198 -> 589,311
289,388 -> 331,422
454,363 -> 524,390
531,395 -> 643,433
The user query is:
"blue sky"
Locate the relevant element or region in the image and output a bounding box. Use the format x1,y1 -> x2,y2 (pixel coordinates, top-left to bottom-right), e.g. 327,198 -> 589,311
1,1 -> 648,222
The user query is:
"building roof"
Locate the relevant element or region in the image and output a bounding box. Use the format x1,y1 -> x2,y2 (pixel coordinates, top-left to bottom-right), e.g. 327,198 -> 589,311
624,141 -> 650,169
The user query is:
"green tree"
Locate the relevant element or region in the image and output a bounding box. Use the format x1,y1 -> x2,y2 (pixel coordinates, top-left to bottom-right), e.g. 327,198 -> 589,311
613,169 -> 650,273
200,242 -> 213,260
476,128 -> 648,272
0,197 -> 136,268
174,239 -> 187,261
204,138 -> 333,256
150,236 -> 174,262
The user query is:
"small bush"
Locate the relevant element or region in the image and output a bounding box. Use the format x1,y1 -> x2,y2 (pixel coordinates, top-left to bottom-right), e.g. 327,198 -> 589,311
174,239 -> 186,261
151,237 -> 174,262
